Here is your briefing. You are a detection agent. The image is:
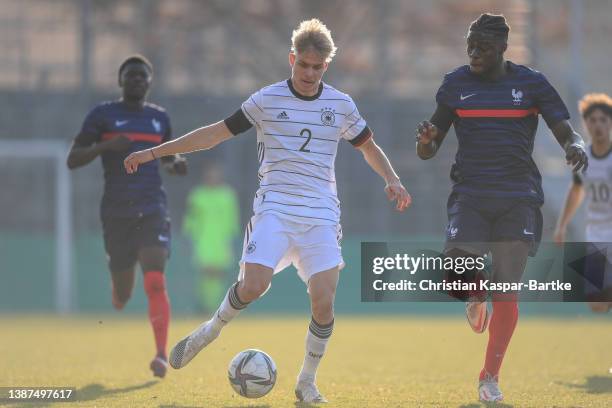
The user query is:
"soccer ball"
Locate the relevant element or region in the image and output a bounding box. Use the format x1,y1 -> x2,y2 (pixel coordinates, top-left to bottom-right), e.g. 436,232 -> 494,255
228,349 -> 277,398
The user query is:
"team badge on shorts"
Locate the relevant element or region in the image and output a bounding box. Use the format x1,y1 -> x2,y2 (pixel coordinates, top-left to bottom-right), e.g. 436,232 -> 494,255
321,108 -> 336,126
246,241 -> 257,254
447,226 -> 459,240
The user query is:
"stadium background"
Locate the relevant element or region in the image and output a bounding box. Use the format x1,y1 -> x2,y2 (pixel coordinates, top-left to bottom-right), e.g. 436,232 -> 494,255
1,0 -> 611,315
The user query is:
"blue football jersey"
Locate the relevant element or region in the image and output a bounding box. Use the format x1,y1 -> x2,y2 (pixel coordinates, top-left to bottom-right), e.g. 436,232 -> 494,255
435,61 -> 570,204
75,101 -> 172,218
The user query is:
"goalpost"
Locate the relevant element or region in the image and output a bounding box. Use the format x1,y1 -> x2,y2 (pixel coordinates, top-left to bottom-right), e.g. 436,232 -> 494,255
0,140 -> 73,314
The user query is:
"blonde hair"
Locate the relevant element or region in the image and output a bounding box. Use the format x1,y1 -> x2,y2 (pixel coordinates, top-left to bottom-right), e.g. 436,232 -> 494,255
291,19 -> 337,62
578,93 -> 612,119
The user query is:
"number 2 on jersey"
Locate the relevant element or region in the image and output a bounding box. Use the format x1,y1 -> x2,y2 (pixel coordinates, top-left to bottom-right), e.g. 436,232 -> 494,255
299,128 -> 312,152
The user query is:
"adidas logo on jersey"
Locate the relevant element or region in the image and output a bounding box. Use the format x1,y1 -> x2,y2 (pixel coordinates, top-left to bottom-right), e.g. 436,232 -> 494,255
277,111 -> 290,119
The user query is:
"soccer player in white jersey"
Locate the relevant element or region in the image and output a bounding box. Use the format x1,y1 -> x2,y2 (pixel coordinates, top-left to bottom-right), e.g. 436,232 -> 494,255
554,93 -> 612,313
124,19 -> 411,403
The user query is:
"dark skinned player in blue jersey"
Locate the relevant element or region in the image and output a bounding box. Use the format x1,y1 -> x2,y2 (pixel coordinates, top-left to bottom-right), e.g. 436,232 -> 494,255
66,55 -> 187,378
416,14 -> 588,402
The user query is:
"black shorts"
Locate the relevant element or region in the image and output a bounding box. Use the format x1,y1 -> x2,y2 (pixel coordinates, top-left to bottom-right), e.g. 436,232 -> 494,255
102,212 -> 171,271
444,193 -> 543,257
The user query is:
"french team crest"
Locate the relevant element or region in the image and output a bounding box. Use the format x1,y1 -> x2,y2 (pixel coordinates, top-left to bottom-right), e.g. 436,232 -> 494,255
447,226 -> 459,240
152,118 -> 161,132
321,108 -> 336,126
512,89 -> 523,105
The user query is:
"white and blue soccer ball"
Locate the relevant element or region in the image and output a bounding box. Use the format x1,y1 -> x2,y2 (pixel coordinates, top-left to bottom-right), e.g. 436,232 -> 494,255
228,349 -> 277,398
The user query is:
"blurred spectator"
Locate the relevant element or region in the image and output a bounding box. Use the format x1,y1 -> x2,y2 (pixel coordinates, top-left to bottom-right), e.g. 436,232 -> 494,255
183,162 -> 240,312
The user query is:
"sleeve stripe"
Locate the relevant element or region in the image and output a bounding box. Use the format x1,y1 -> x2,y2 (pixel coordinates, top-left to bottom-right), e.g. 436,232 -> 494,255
249,95 -> 263,112
346,105 -> 357,118
349,126 -> 373,147
242,106 -> 257,125
340,107 -> 360,136
341,117 -> 363,137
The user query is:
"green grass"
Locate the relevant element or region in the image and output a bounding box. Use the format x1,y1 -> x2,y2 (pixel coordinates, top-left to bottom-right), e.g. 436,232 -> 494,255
2,315 -> 611,407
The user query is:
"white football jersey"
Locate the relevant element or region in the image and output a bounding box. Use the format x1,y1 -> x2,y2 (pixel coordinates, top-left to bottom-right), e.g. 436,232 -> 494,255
241,80 -> 371,226
575,145 -> 612,241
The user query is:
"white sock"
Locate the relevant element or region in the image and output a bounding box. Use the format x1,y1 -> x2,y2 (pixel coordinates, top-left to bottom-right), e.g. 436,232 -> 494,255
210,281 -> 249,331
298,317 -> 334,383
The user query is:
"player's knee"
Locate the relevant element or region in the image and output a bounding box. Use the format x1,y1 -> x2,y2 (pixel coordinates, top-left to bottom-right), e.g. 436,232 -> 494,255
311,295 -> 334,322
312,304 -> 334,324
588,302 -> 610,313
491,292 -> 518,312
114,287 -> 132,305
117,293 -> 131,304
444,248 -> 488,301
144,271 -> 166,296
138,250 -> 167,276
241,279 -> 270,301
141,260 -> 166,274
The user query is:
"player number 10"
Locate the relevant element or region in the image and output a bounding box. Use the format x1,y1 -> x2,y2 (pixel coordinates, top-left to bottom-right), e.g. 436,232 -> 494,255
589,183 -> 610,203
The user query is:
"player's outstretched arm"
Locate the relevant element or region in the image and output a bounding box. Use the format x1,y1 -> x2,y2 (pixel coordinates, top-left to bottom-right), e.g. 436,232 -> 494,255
553,181 -> 585,246
124,121 -> 232,174
357,138 -> 412,212
415,104 -> 451,160
551,120 -> 589,172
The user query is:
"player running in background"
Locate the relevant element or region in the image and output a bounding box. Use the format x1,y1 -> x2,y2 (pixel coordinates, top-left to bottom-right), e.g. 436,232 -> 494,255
125,19 -> 411,403
554,93 -> 612,313
183,162 -> 240,313
415,14 -> 587,402
66,55 -> 187,378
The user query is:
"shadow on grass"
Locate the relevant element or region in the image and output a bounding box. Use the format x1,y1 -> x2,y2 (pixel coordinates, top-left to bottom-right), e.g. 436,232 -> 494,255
294,402 -> 320,408
0,382 -> 157,408
161,405 -> 218,408
557,375 -> 612,394
77,381 -> 157,402
0,402 -> 52,408
221,405 -> 271,408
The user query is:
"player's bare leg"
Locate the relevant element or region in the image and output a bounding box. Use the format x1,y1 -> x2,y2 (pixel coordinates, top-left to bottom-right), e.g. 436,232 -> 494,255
446,248 -> 490,333
295,266 -> 339,404
139,246 -> 171,378
478,241 -> 529,402
170,263 -> 273,369
466,267 -> 490,334
109,266 -> 136,310
466,300 -> 490,333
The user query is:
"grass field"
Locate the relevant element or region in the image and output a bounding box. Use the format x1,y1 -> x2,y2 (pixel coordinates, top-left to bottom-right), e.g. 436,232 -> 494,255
2,315 -> 611,407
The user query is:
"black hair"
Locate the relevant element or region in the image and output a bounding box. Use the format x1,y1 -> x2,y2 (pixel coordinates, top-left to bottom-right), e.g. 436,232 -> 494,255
468,13 -> 510,41
118,54 -> 153,81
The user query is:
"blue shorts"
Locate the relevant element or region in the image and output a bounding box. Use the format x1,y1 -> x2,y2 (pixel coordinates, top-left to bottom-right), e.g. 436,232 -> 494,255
102,211 -> 171,271
444,193 -> 543,257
